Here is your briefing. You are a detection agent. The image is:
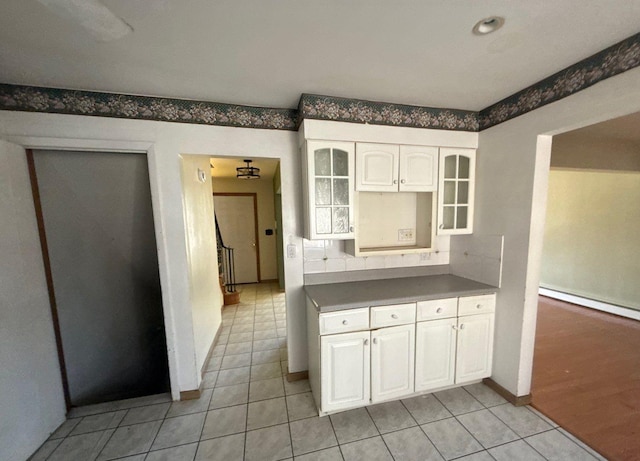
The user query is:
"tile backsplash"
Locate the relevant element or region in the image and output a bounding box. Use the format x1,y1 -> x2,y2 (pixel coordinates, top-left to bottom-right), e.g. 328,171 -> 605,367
302,236 -> 451,274
449,234 -> 504,287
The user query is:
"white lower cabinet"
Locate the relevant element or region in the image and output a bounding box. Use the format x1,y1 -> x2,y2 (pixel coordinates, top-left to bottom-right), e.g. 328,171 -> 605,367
320,330 -> 370,413
415,318 -> 457,391
415,296 -> 495,393
308,293 -> 495,415
455,313 -> 494,383
371,324 -> 415,403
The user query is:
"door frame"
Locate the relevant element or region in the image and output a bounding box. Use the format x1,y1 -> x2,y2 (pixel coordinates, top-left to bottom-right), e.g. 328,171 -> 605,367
26,148 -> 171,408
26,149 -> 72,410
213,192 -> 261,283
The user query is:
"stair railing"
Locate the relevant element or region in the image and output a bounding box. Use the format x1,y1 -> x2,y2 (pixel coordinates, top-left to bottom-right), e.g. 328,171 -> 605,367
215,216 -> 237,293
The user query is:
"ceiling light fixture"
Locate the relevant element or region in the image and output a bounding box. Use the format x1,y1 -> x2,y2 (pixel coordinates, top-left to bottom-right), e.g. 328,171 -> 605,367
472,16 -> 505,35
236,159 -> 260,180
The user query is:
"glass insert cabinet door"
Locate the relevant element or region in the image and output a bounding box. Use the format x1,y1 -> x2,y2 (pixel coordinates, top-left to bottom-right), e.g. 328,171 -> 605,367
306,141 -> 355,239
437,148 -> 475,235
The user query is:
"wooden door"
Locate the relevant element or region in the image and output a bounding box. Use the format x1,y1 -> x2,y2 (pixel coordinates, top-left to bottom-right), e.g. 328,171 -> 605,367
321,331 -> 370,413
371,324 -> 415,403
213,194 -> 259,284
31,149 -> 169,407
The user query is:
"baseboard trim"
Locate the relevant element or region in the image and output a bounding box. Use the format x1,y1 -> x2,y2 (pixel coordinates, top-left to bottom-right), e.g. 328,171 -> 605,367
483,378 -> 531,406
286,370 -> 309,383
179,321 -> 223,401
201,322 -> 223,378
179,389 -> 201,401
539,287 -> 640,321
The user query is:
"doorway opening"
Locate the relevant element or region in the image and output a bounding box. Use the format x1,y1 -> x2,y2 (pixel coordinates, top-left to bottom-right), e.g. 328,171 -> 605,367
532,112 -> 640,460
28,149 -> 170,408
210,156 -> 284,293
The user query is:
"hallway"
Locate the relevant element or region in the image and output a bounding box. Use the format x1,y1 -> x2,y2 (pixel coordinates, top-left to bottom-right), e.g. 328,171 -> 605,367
32,284 -> 605,460
532,296 -> 640,461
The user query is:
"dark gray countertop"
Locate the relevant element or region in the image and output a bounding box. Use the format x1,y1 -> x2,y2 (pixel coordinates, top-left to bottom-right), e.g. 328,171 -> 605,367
304,274 -> 497,312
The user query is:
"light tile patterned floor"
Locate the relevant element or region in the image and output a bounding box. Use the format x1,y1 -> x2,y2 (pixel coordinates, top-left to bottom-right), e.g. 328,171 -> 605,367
31,282 -> 607,461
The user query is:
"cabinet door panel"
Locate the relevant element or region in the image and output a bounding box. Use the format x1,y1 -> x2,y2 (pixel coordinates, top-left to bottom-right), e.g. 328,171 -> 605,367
415,318 -> 456,392
455,313 -> 494,383
305,141 -> 355,239
399,146 -> 438,192
371,324 -> 414,403
356,143 -> 399,191
321,331 -> 370,413
437,148 -> 475,235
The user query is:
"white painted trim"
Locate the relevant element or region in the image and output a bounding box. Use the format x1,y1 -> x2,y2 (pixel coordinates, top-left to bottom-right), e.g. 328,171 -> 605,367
539,287 -> 640,322
6,136 -> 180,400
301,119 -> 478,148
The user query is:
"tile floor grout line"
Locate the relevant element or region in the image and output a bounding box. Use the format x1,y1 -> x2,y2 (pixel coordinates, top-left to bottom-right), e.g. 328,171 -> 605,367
281,374 -> 296,459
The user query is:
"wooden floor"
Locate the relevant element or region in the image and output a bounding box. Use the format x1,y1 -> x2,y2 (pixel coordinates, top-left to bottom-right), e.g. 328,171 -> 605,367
532,296 -> 640,461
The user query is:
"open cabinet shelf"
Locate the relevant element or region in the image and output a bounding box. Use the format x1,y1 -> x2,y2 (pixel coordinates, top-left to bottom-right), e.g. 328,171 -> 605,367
345,191 -> 436,257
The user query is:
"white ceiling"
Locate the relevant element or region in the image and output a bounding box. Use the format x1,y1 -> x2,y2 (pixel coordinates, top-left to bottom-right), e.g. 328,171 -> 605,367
1,1 -> 640,111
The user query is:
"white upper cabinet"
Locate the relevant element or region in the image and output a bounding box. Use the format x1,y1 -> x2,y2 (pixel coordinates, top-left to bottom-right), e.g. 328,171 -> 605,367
398,145 -> 439,192
356,143 -> 399,191
356,143 -> 438,192
304,141 -> 355,239
437,148 -> 476,235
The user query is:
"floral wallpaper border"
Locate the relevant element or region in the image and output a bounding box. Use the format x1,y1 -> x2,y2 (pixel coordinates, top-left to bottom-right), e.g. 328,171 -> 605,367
0,84 -> 298,130
298,94 -> 479,131
0,32 -> 638,132
479,32 -> 640,130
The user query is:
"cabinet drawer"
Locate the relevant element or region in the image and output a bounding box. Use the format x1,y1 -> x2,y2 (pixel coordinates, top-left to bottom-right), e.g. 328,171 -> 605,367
417,298 -> 458,321
458,294 -> 496,317
371,303 -> 416,328
319,308 -> 370,335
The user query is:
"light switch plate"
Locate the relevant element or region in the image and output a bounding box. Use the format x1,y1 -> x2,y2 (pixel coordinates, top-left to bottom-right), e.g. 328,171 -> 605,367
287,244 -> 296,258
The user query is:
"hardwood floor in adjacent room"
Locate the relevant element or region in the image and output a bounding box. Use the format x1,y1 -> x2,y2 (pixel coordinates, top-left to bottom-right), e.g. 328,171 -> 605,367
532,295 -> 640,461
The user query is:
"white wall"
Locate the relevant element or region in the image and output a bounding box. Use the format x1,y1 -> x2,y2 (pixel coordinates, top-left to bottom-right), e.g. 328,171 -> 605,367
0,112 -> 304,400
180,155 -> 223,381
212,177 -> 278,281
0,140 -> 66,461
476,67 -> 640,396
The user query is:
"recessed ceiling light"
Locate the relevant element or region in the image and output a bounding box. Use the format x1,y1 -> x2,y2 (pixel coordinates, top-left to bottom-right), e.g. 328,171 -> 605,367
472,16 -> 505,35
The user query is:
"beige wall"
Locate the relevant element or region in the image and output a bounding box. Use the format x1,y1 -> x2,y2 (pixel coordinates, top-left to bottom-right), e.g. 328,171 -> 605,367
180,155 -> 223,377
551,134 -> 640,171
212,177 -> 278,281
541,169 -> 640,310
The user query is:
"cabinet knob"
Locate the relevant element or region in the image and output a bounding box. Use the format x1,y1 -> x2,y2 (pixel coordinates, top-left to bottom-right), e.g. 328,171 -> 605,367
459,324 -> 465,329
436,308 -> 443,314
364,339 -> 368,345
400,179 -> 406,184
373,337 -> 378,344
391,314 -> 398,319
342,320 -> 348,325
452,325 -> 457,330
349,226 -> 354,232
476,304 -> 482,309
393,179 -> 398,184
